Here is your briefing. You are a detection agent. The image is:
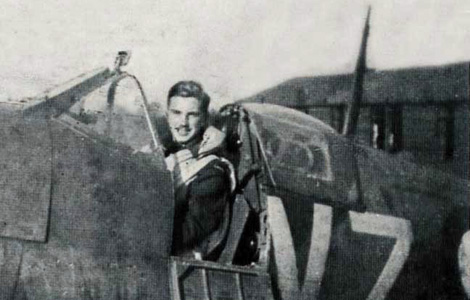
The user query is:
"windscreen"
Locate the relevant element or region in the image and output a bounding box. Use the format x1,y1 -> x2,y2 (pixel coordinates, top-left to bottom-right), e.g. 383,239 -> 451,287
67,76 -> 158,151
243,103 -> 362,210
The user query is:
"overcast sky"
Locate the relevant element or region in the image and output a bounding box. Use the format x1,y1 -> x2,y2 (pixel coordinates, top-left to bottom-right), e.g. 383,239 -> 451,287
1,0 -> 470,107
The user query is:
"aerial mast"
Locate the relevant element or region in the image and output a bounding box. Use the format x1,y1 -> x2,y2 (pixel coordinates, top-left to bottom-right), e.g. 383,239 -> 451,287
342,6 -> 371,136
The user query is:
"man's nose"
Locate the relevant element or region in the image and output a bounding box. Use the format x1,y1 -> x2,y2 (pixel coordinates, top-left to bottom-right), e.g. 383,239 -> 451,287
179,114 -> 189,126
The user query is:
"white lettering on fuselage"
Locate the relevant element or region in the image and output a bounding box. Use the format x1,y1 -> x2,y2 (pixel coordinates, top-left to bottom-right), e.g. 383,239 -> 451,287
349,211 -> 413,300
268,195 -> 332,300
268,195 -> 413,300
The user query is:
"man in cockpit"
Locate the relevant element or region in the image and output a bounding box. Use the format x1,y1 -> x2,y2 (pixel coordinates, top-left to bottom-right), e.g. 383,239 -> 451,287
164,81 -> 235,259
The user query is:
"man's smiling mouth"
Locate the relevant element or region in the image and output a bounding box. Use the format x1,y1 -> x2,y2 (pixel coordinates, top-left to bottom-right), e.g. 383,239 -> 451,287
176,127 -> 190,135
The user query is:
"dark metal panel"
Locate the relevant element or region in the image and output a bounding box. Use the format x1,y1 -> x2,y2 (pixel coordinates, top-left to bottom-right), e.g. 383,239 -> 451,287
10,119 -> 174,299
0,117 -> 52,242
17,249 -> 170,300
48,118 -> 173,260
0,241 -> 23,300
240,273 -> 271,300
207,270 -> 242,300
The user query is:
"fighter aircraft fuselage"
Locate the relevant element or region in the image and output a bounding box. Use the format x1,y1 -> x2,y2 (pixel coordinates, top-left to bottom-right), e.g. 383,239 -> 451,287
0,56 -> 468,300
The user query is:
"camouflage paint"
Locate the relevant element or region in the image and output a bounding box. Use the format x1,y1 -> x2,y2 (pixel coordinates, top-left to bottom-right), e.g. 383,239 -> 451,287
0,115 -> 174,299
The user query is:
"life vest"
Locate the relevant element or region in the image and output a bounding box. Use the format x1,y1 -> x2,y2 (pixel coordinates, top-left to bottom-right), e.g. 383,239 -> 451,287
166,126 -> 237,259
165,126 -> 236,196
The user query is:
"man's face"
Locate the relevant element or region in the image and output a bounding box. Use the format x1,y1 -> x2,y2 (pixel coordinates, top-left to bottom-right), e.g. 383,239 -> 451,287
167,96 -> 206,144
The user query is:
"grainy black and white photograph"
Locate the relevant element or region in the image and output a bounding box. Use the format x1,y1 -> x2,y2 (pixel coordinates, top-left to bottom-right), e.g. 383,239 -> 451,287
0,1 -> 469,299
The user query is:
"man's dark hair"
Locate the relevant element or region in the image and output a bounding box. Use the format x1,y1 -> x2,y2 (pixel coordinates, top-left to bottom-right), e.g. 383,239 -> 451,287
167,81 -> 211,113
